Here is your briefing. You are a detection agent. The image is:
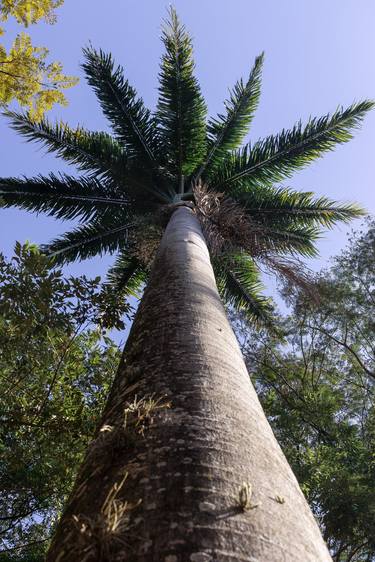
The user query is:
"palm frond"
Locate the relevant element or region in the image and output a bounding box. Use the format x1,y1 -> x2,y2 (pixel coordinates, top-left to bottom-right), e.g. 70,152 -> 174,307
156,6 -> 207,187
194,182 -> 319,258
199,53 -> 264,180
82,46 -> 156,163
5,111 -> 128,182
42,218 -> 138,264
214,253 -> 275,327
237,186 -> 365,228
0,173 -> 129,221
250,223 -> 320,257
211,101 -> 374,191
106,251 -> 147,297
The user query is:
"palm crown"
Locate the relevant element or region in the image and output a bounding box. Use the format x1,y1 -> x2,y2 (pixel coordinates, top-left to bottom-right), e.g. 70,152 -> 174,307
0,8 -> 372,325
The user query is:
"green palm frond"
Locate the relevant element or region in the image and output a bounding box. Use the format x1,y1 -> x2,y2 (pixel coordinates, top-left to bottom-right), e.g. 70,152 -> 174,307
156,7 -> 207,187
238,186 -> 365,228
214,253 -> 274,327
250,223 -> 320,257
106,251 -> 147,297
5,111 -> 128,182
211,101 -> 374,192
82,46 -> 156,163
42,217 -> 138,264
0,174 -> 129,221
198,53 -> 264,180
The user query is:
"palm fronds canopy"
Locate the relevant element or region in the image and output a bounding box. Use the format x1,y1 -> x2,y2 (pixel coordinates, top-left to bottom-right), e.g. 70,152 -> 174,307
0,7 -> 372,326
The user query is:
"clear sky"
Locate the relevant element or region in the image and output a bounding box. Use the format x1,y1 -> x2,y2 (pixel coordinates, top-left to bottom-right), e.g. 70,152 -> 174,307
1,0 -> 374,285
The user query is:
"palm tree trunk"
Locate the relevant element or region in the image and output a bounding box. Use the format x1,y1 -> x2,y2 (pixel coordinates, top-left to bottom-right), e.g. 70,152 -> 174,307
47,205 -> 331,562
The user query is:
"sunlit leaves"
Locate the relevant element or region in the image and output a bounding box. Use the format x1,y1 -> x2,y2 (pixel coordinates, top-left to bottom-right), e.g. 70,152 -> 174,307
0,0 -> 77,118
237,185 -> 364,228
0,32 -> 77,119
0,0 -> 63,26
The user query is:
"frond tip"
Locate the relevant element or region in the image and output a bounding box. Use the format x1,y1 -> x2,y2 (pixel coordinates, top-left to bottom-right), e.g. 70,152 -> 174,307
200,52 -> 264,179
238,185 -> 365,228
5,110 -> 128,182
42,219 -> 139,264
82,46 -> 156,163
157,6 -> 207,185
0,173 -> 128,222
211,100 -> 375,192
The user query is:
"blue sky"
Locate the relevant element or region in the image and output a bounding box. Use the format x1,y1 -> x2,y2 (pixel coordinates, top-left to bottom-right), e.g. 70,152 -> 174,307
1,0 -> 374,285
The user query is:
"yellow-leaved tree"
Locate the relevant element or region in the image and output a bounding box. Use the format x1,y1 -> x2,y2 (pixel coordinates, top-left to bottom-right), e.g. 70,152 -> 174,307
0,0 -> 77,119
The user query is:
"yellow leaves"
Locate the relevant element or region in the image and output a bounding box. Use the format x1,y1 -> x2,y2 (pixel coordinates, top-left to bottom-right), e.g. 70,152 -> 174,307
31,89 -> 66,120
0,0 -> 77,117
0,0 -> 64,26
0,32 -> 77,118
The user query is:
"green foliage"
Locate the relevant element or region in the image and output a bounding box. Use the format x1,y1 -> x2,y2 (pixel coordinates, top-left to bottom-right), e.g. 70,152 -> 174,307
238,185 -> 363,229
5,111 -> 128,182
209,101 -> 374,192
201,52 -> 264,179
157,7 -> 207,183
82,47 -> 157,163
41,217 -> 138,263
106,251 -> 146,296
214,253 -> 274,327
0,173 -> 129,222
234,219 -> 375,561
0,244 -> 124,558
0,8 -> 372,326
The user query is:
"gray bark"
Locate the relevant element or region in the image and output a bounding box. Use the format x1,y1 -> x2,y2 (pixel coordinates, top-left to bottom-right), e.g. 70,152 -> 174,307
47,205 -> 332,561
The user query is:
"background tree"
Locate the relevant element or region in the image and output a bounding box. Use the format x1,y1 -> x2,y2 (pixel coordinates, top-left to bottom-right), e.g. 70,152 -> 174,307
2,220 -> 374,560
0,0 -> 77,118
0,8 -> 373,561
0,243 -> 124,560
235,218 -> 375,561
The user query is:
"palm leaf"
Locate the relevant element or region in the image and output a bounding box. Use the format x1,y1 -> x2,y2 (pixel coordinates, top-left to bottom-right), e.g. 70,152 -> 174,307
0,174 -> 129,221
42,217 -> 138,264
214,253 -> 275,327
82,46 -> 156,163
237,186 -> 364,228
247,223 -> 320,257
5,111 -> 128,182
211,101 -> 374,191
106,251 -> 147,297
156,7 -> 207,188
199,53 -> 264,180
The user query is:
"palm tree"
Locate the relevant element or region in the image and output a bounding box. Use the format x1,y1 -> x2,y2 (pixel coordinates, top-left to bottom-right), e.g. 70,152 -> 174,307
0,8 -> 372,561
